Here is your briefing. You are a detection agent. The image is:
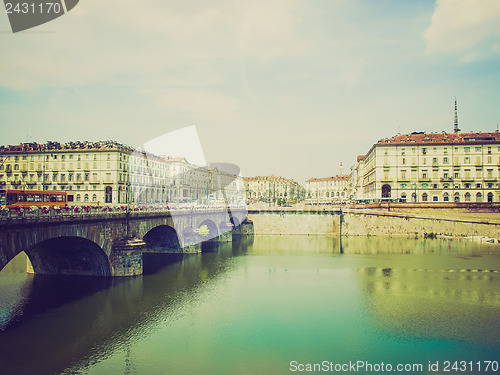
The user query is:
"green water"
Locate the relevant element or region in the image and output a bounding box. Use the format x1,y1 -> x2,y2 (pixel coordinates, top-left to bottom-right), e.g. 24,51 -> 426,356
0,236 -> 499,374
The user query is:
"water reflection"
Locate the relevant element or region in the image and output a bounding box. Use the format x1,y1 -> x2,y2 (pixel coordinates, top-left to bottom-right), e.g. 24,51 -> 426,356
0,236 -> 498,375
0,238 -> 251,375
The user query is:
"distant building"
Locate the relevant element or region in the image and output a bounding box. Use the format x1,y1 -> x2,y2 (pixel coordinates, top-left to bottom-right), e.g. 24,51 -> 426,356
0,140 -> 244,205
348,155 -> 365,201
244,175 -> 305,203
350,131 -> 500,203
349,100 -> 500,203
305,175 -> 349,202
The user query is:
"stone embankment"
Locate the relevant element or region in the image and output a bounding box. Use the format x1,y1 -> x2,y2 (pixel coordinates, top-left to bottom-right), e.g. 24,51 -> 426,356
247,205 -> 500,241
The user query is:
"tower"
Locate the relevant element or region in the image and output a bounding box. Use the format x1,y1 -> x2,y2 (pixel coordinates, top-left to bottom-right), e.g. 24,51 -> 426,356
453,98 -> 460,133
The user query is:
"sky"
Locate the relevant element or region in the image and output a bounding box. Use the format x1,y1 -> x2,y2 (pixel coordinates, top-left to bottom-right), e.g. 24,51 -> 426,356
1,0 -> 500,183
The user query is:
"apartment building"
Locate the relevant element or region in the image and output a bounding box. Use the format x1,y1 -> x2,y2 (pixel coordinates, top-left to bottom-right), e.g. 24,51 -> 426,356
0,140 -> 245,205
355,131 -> 500,203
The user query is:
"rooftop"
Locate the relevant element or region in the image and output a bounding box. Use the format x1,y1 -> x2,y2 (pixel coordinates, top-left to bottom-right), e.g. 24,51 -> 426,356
306,175 -> 348,183
376,131 -> 500,146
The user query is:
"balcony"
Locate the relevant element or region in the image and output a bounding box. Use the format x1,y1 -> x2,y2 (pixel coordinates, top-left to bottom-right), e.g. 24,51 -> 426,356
440,177 -> 452,182
418,177 -> 431,182
89,180 -> 100,184
398,178 -> 410,182
103,180 -> 114,184
484,177 -> 497,182
461,176 -> 474,182
58,181 -> 68,185
0,181 -> 5,185
11,181 -> 22,186
74,181 -> 84,185
26,181 -> 37,186
42,181 -> 52,185
380,178 -> 392,182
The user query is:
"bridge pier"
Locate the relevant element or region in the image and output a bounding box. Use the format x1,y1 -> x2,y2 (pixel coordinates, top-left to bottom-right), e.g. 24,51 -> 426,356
111,238 -> 146,277
238,219 -> 254,236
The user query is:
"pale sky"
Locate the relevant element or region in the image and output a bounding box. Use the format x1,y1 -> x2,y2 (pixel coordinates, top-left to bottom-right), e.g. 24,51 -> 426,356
1,0 -> 500,183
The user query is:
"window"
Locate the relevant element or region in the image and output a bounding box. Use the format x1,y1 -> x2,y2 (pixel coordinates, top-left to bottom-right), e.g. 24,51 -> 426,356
443,157 -> 448,164
443,193 -> 449,202
84,194 -> 89,202
422,148 -> 427,155
422,193 -> 428,202
464,147 -> 470,153
475,147 -> 481,152
433,196 -> 438,202
476,192 -> 482,202
465,192 -> 471,202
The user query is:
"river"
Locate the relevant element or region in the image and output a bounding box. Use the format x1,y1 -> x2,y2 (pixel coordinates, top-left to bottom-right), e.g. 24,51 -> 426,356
0,236 -> 499,374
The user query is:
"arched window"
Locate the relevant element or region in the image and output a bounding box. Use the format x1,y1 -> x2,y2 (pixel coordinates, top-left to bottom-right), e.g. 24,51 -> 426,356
443,192 -> 449,202
401,193 -> 407,203
381,184 -> 391,198
92,194 -> 97,202
454,193 -> 460,202
465,192 -> 471,202
76,194 -> 81,202
84,194 -> 89,202
422,193 -> 428,202
488,192 -> 493,203
476,192 -> 482,202
411,192 -> 417,202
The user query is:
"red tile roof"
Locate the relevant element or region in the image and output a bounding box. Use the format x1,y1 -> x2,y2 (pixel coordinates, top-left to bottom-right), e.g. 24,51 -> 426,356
376,131 -> 500,146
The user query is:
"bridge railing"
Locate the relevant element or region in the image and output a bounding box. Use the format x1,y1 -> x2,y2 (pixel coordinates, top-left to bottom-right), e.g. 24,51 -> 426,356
0,204 -> 246,221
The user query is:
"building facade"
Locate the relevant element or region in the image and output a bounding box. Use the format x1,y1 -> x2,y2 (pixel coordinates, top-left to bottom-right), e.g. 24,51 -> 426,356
352,131 -> 500,203
305,175 -> 349,203
0,141 -> 245,205
244,175 -> 305,203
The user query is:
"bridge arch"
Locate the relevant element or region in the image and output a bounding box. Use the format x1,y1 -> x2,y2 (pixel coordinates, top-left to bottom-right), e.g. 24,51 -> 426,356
26,236 -> 111,276
199,219 -> 219,240
143,225 -> 182,253
230,217 -> 240,228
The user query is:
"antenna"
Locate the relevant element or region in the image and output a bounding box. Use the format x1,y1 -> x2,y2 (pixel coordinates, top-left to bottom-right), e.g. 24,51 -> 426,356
453,98 -> 460,133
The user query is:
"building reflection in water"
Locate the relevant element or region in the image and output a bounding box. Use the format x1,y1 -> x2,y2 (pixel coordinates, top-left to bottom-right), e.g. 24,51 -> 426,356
0,237 -> 251,375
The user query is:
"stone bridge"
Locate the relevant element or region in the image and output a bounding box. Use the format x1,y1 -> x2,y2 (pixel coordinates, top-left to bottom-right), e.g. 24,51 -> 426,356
0,207 -> 253,277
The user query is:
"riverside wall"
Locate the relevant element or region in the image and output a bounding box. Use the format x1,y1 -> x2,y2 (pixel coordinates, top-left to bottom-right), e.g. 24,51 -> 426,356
247,209 -> 500,239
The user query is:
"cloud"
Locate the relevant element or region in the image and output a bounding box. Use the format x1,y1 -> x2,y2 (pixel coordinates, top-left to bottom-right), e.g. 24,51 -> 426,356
423,0 -> 500,59
0,0 -> 308,90
237,0 -> 307,61
140,87 -> 239,116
